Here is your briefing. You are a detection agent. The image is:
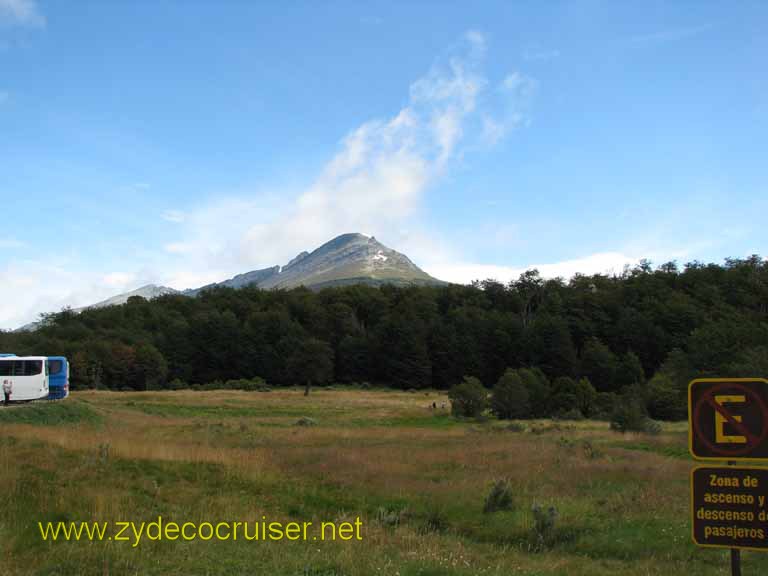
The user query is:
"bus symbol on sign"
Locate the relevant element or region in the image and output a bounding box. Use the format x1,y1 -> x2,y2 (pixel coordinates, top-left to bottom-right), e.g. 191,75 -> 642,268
689,379 -> 768,461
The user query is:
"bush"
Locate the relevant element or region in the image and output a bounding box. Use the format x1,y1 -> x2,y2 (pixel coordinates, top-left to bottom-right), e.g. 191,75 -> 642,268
419,507 -> 448,534
646,373 -> 686,420
531,503 -> 558,550
294,416 -> 317,427
555,408 -> 584,421
483,479 -> 515,514
610,400 -> 645,432
610,399 -> 660,434
448,376 -> 488,418
375,505 -> 409,528
194,377 -> 269,391
593,392 -> 618,420
549,376 -> 597,418
644,418 -> 662,435
168,378 -> 188,390
491,369 -> 530,419
581,439 -> 601,459
201,379 -> 224,391
574,377 -> 598,417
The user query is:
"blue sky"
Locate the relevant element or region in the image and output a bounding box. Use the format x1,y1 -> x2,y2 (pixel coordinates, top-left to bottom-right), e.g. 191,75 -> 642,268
1,1 -> 766,329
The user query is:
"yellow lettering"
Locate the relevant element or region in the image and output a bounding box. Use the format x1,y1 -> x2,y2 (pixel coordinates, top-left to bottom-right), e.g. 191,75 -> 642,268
715,395 -> 747,444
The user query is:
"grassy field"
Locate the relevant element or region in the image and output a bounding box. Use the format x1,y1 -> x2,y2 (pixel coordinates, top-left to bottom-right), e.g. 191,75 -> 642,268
0,388 -> 762,575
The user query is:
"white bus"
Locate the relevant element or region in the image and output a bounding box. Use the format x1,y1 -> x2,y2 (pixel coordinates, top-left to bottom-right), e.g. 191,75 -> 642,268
0,356 -> 50,402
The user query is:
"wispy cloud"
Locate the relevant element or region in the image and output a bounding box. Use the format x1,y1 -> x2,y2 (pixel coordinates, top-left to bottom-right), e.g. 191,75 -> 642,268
163,242 -> 192,254
161,30 -> 533,279
0,237 -> 25,248
102,272 -> 137,288
0,258 -> 131,330
0,0 -> 45,27
161,210 -> 186,223
629,23 -> 712,43
479,72 -> 537,143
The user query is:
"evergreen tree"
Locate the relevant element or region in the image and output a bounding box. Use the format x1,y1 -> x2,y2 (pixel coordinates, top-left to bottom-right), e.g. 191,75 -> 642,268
491,369 -> 530,419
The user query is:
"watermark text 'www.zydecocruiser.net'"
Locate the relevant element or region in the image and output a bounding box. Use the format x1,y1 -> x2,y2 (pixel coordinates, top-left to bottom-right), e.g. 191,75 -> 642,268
38,516 -> 364,547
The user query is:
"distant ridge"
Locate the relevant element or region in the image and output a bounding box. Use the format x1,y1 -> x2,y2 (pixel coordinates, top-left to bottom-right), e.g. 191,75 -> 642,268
75,284 -> 179,310
14,233 -> 444,330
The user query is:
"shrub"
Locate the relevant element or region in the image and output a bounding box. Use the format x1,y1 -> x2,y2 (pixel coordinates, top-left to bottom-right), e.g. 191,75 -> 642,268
491,369 -> 530,419
168,378 -> 188,390
219,377 -> 267,391
483,479 -> 515,514
610,399 -> 659,434
593,392 -> 617,420
531,503 -> 558,549
574,377 -> 598,417
294,416 -> 317,427
581,439 -> 601,459
419,507 -> 448,534
201,379 -> 224,391
555,408 -> 584,421
448,376 -> 488,418
506,421 -> 526,432
646,373 -> 686,420
643,418 -> 662,435
375,505 -> 409,528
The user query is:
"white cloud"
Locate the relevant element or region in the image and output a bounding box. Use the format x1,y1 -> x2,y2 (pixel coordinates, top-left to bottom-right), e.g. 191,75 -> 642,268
426,252 -> 641,285
102,272 -> 137,288
0,0 -> 45,27
501,72 -> 537,98
161,210 -> 186,223
0,259 -> 126,330
481,115 -> 507,145
0,237 -> 25,248
163,242 -> 192,254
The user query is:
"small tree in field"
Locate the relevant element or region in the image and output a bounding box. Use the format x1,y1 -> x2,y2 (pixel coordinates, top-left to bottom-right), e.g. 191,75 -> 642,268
449,376 -> 488,417
286,337 -> 334,396
491,369 -> 530,419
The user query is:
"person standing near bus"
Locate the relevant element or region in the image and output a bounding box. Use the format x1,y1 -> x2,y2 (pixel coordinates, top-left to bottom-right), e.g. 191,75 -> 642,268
2,379 -> 11,405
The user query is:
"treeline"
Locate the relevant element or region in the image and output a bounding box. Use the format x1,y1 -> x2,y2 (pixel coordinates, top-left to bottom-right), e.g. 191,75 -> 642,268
2,256 -> 767,420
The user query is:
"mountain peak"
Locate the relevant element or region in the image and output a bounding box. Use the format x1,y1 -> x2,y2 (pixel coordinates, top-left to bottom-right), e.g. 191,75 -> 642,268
259,232 -> 438,290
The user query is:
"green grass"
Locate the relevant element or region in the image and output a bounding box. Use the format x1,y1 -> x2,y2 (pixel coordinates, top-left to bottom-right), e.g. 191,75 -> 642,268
0,399 -> 101,426
2,389 -> 766,576
609,439 -> 690,459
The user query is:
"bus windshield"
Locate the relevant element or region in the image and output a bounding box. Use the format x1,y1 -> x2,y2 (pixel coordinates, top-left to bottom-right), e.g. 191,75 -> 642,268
49,359 -> 63,375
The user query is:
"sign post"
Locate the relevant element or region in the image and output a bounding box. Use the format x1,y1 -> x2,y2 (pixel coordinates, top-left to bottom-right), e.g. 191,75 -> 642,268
688,378 -> 768,575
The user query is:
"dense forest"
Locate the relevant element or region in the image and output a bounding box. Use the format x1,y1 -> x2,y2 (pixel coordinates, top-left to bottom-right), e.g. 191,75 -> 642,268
2,256 -> 767,420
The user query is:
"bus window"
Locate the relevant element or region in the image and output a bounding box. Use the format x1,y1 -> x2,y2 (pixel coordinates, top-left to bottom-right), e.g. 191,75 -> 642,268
0,360 -> 43,376
49,360 -> 63,375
